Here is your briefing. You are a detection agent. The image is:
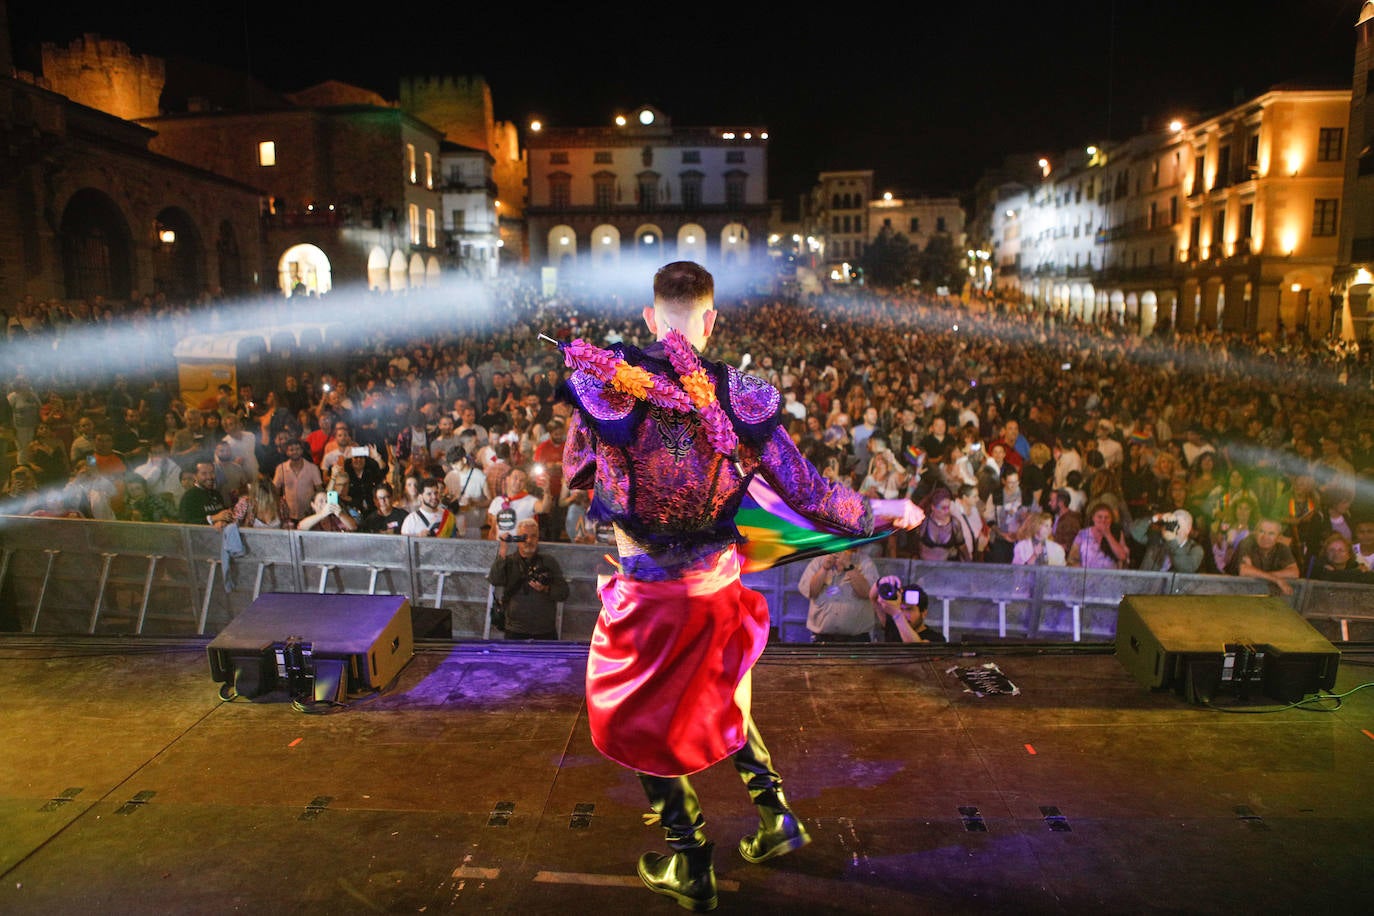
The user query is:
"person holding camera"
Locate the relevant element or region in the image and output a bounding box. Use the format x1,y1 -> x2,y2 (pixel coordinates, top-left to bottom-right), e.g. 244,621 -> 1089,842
798,546 -> 880,642
869,575 -> 946,643
1127,507 -> 1203,573
487,517 -> 569,639
296,488 -> 357,533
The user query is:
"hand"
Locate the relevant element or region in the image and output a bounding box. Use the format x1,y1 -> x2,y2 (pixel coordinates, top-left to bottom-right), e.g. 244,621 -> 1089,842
872,498 -> 924,530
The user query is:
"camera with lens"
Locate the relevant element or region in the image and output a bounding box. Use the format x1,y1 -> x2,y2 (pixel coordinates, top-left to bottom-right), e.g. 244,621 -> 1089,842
1152,514 -> 1179,531
878,579 -> 902,602
526,563 -> 550,587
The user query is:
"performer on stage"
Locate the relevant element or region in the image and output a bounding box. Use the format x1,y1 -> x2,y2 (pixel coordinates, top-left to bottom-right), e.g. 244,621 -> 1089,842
559,262 -> 922,911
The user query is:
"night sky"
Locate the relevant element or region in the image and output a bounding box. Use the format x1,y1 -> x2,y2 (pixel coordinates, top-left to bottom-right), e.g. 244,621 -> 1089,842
5,1 -> 1364,205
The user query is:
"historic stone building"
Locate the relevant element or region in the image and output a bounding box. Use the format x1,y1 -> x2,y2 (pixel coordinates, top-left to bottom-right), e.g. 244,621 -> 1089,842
523,104 -> 770,291
1334,1 -> 1374,340
806,170 -> 873,283
0,32 -> 263,307
399,75 -> 526,269
986,84 -> 1352,337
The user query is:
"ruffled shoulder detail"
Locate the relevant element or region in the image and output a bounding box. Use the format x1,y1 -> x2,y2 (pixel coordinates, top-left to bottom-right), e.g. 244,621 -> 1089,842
566,371 -> 635,421
561,371 -> 644,445
721,365 -> 783,444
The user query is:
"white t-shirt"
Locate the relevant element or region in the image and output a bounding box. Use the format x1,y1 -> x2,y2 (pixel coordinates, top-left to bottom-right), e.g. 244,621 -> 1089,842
443,465 -> 487,507
401,505 -> 451,537
487,492 -> 539,539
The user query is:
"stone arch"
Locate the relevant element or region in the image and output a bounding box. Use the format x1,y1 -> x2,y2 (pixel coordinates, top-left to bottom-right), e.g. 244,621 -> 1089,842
389,249 -> 408,291
216,220 -> 246,296
408,252 -> 426,289
720,222 -> 749,267
367,247 -> 389,291
1140,291 -> 1159,336
1280,268 -> 1327,337
152,205 -> 204,301
1107,288 -> 1124,324
548,225 -> 578,267
592,225 -> 621,268
426,256 -> 441,287
634,224 -> 664,261
59,187 -> 135,301
1201,278 -> 1223,330
278,244 -> 333,298
677,223 -> 707,265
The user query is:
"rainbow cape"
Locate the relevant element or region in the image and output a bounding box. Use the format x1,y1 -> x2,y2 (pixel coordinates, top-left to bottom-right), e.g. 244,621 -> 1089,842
734,477 -> 891,574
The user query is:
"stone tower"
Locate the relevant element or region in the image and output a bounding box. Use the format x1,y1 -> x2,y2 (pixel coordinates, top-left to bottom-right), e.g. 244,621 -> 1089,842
399,74 -> 493,154
41,34 -> 165,121
399,74 -> 526,218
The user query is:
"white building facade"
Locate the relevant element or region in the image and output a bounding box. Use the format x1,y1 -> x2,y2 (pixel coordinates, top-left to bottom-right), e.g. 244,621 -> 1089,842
523,105 -> 769,285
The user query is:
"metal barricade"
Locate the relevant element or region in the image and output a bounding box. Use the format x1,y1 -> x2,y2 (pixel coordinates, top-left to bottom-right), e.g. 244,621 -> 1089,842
1,515 -> 1369,643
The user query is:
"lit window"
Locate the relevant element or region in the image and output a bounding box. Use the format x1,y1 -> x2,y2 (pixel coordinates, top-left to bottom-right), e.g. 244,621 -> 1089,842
424,152 -> 433,189
409,204 -> 420,244
407,144 -> 416,183
426,208 -> 436,247
258,141 -> 276,167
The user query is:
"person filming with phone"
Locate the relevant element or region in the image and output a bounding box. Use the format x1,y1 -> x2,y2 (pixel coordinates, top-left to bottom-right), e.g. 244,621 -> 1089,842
870,575 -> 946,643
798,546 -> 879,643
488,517 -> 569,639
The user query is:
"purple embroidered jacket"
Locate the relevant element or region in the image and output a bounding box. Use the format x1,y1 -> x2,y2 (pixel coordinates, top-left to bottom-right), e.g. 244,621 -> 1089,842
561,340 -> 873,580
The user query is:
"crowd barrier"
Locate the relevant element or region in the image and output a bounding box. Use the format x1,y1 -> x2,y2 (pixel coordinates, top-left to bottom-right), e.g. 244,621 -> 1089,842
2,515 -> 1372,645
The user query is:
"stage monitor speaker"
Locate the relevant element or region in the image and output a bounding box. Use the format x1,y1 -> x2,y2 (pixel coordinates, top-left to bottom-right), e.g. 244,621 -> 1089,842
1115,594 -> 1339,704
207,593 -> 414,703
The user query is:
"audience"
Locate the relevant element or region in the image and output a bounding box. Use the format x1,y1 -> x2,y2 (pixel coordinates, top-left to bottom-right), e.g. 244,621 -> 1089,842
3,276 -> 1373,606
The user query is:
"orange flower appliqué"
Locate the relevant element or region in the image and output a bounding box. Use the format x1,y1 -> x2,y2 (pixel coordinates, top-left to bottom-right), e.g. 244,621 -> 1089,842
611,362 -> 654,399
679,369 -> 715,408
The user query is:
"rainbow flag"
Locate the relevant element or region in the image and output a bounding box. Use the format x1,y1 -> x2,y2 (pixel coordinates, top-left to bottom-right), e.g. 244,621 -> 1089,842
434,508 -> 458,538
734,477 -> 891,574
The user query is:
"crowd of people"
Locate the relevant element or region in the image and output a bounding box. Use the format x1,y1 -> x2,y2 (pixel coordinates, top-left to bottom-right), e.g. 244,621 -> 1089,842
5,273 -> 1374,601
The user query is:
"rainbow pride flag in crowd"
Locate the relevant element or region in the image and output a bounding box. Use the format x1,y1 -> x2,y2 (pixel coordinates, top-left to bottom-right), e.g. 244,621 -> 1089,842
734,477 -> 891,574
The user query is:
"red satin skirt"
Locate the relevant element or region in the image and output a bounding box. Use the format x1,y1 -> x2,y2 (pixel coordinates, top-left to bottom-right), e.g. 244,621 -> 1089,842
586,547 -> 771,777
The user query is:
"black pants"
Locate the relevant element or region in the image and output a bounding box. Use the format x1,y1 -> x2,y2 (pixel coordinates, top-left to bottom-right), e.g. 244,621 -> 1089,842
638,714 -> 782,850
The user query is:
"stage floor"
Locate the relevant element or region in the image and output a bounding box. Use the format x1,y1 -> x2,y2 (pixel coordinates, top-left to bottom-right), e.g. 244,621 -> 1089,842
0,635 -> 1370,915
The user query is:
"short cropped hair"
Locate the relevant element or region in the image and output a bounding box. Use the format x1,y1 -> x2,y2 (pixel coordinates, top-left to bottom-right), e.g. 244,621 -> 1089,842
653,261 -> 714,304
